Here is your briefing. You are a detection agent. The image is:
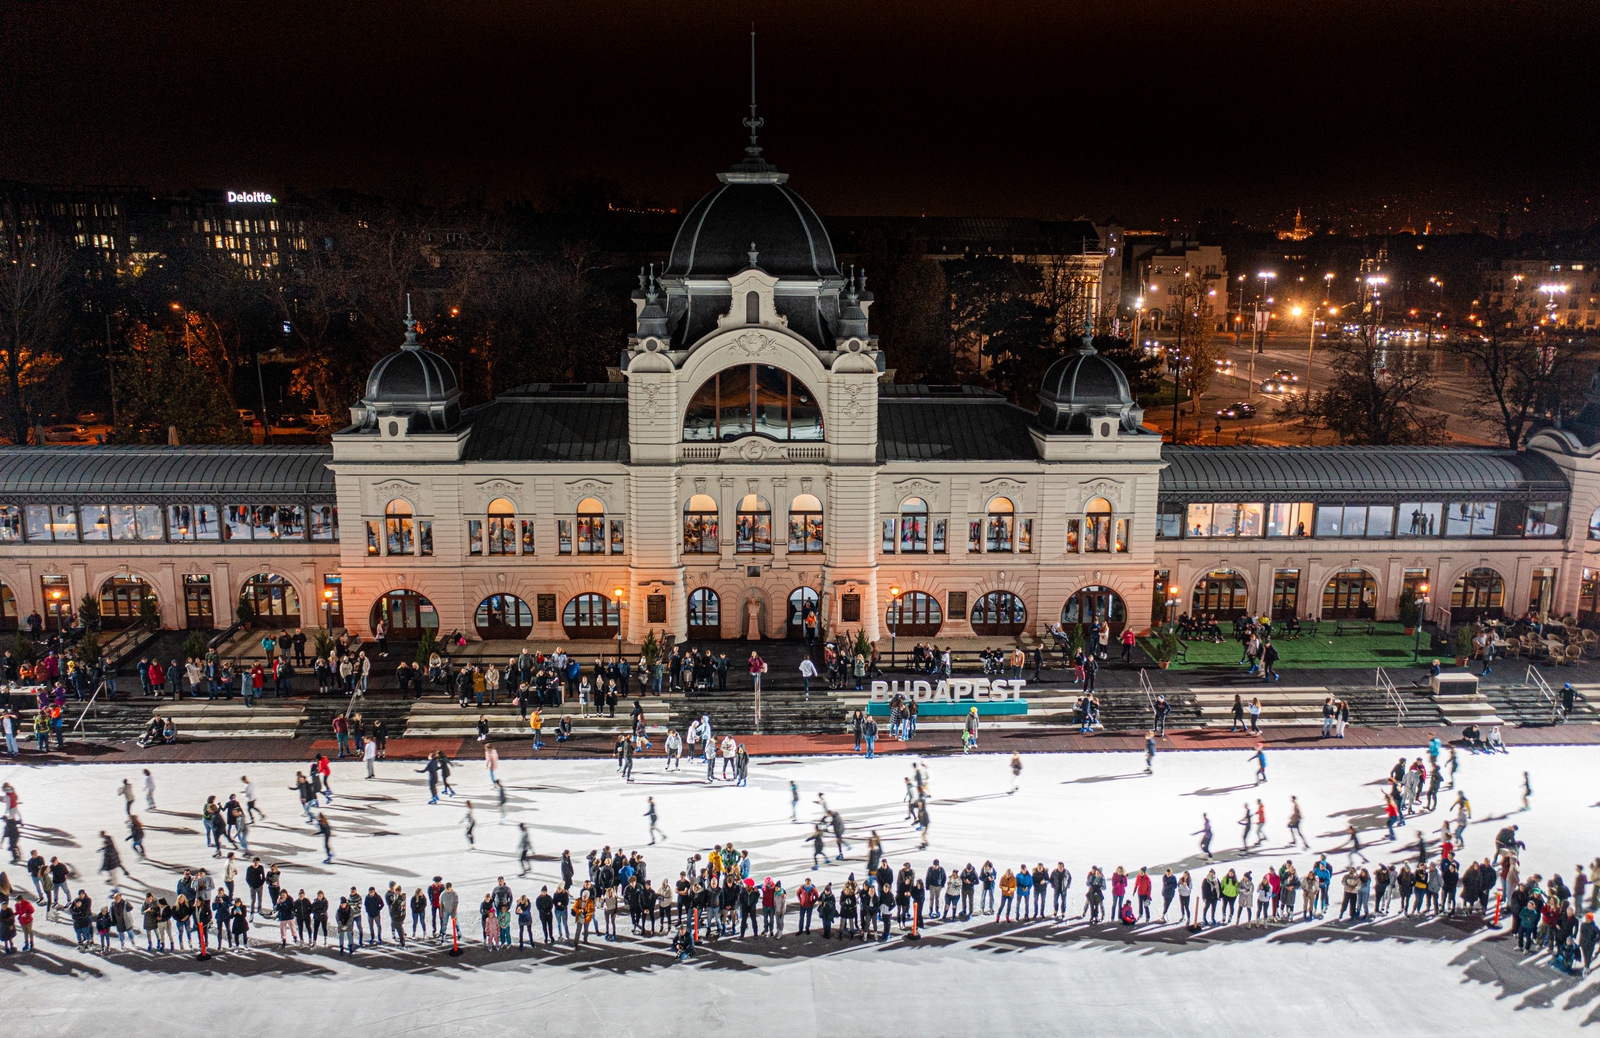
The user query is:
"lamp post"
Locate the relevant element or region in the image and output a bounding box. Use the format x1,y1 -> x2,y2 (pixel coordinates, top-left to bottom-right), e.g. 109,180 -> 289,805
1253,271 -> 1276,354
1412,583 -> 1430,663
887,585 -> 902,669
50,588 -> 64,634
612,587 -> 626,666
323,588 -> 334,633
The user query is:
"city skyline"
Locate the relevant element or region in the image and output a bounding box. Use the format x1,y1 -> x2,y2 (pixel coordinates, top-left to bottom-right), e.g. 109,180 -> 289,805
2,1 -> 1596,231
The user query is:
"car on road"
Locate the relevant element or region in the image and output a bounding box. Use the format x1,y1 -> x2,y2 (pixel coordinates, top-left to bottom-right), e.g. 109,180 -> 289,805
1259,379 -> 1293,395
43,423 -> 92,443
236,408 -> 257,425
1214,356 -> 1236,374
1271,369 -> 1299,383
1215,401 -> 1256,419
276,413 -> 307,429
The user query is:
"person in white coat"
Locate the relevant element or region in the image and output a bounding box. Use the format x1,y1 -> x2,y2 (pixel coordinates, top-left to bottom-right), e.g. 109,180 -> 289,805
363,736 -> 378,779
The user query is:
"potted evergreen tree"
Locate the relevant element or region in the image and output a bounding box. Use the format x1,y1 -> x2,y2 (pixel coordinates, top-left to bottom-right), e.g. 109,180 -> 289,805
1396,589 -> 1422,636
1154,626 -> 1181,670
1453,625 -> 1473,668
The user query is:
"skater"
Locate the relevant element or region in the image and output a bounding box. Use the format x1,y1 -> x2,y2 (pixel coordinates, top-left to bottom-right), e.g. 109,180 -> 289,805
1196,814 -> 1213,860
1145,730 -> 1156,773
1520,771 -> 1531,812
646,797 -> 667,845
791,781 -> 800,821
1240,803 -> 1253,848
1343,824 -> 1369,865
518,824 -> 534,877
1251,743 -> 1267,784
463,801 -> 476,848
1009,753 -> 1022,794
318,813 -> 333,863
142,769 -> 156,810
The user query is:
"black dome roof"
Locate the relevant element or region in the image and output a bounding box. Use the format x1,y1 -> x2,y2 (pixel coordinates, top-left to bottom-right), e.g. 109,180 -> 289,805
1038,344 -> 1133,408
365,345 -> 458,403
665,180 -> 839,279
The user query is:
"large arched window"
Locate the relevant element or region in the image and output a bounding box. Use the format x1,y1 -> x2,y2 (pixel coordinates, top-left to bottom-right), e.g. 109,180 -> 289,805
684,494 -> 720,554
887,591 -> 943,636
563,592 -> 620,638
100,575 -> 157,629
575,497 -> 606,555
683,364 -> 824,442
896,498 -> 929,553
688,587 -> 721,639
736,494 -> 772,554
787,587 -> 820,638
242,573 -> 300,624
1323,569 -> 1378,619
1192,569 -> 1249,619
487,498 -> 516,555
1062,586 -> 1127,629
788,493 -> 823,554
385,499 -> 414,555
970,591 -> 1027,635
476,594 -> 533,639
1450,567 -> 1505,623
372,589 -> 438,640
972,497 -> 1030,553
0,580 -> 15,631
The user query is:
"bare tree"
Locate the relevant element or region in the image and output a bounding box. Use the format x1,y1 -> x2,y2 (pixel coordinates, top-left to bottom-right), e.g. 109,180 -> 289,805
0,211 -> 70,442
1278,311 -> 1445,445
1449,310 -> 1596,447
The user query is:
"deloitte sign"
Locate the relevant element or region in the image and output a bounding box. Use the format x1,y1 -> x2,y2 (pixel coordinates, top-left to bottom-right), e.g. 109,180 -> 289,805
227,191 -> 276,204
866,678 -> 1029,717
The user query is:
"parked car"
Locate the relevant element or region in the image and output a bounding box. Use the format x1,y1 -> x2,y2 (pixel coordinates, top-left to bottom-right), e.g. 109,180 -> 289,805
276,413 -> 307,429
43,423 -> 91,442
236,408 -> 257,425
1215,402 -> 1256,419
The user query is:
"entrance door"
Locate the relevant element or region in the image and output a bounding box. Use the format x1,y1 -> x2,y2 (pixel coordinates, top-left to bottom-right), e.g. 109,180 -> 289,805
475,594 -> 533,639
372,590 -> 438,640
1322,570 -> 1377,619
183,575 -> 214,629
787,586 -> 819,639
1450,568 -> 1504,624
1191,570 -> 1249,620
687,588 -> 721,641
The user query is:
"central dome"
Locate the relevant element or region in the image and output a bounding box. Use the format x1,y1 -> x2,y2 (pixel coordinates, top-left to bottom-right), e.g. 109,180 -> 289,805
1036,340 -> 1145,434
665,172 -> 840,280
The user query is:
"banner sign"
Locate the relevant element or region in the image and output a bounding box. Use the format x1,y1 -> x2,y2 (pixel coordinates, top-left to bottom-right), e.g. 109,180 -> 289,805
869,678 -> 1027,704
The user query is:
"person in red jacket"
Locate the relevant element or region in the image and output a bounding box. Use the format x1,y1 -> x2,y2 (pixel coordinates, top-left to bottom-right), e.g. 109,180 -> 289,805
795,878 -> 818,933
14,895 -> 34,951
1134,867 -> 1154,922
148,660 -> 166,700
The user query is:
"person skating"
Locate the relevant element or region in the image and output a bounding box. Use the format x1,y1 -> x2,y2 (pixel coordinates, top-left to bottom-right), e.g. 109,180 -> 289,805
1196,814 -> 1213,860
1251,743 -> 1268,784
1145,731 -> 1156,773
1008,753 -> 1022,794
517,824 -> 534,876
463,801 -> 476,848
646,797 -> 667,845
318,813 -> 333,863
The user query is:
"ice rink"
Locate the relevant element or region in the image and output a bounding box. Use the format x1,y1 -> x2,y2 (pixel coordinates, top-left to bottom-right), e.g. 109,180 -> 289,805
2,742 -> 1594,1037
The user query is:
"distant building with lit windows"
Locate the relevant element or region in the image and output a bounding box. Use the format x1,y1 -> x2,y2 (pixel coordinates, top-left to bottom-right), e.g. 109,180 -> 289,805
1479,257 -> 1600,329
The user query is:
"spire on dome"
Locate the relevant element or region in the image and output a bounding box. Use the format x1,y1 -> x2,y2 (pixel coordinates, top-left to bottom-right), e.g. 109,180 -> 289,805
402,293 -> 420,351
742,27 -> 763,159
720,27 -> 786,184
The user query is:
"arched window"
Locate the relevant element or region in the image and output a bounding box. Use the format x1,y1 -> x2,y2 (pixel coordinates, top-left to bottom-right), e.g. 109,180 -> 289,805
1323,569 -> 1378,620
688,588 -> 721,639
1192,569 -> 1249,620
242,573 -> 300,624
683,494 -> 720,554
1062,586 -> 1127,630
896,497 -> 929,553
787,587 -> 820,638
736,494 -> 772,554
1450,567 -> 1505,622
487,498 -> 516,555
0,580 -> 15,631
575,497 -> 606,555
1083,497 -> 1126,553
788,493 -> 823,554
562,592 -> 620,638
970,591 -> 1027,635
385,499 -> 414,555
745,290 -> 760,324
887,591 -> 943,636
475,594 -> 533,639
983,497 -> 1017,553
99,575 -> 156,629
1589,505 -> 1600,539
682,364 -> 824,442
372,589 -> 438,640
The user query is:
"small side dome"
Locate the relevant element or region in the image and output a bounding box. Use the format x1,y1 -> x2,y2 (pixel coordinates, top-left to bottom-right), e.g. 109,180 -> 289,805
350,303 -> 462,433
1037,340 -> 1144,434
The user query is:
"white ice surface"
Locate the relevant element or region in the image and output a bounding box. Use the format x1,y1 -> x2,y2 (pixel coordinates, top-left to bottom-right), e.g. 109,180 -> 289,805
1,744 -> 1595,1037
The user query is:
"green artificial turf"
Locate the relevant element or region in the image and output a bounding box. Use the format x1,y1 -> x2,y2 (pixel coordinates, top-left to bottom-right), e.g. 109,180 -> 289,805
1140,622 -> 1429,671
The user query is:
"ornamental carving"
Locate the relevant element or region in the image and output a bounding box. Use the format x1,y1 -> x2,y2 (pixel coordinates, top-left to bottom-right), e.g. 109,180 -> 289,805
839,383 -> 868,419
472,479 -> 524,511
639,383 -> 664,419
694,477 -> 707,494
373,479 -> 420,497
565,480 -> 612,509
739,441 -> 771,462
732,331 -> 775,357
978,478 -> 1026,500
893,478 -> 939,503
800,477 -> 813,493
1080,479 -> 1124,509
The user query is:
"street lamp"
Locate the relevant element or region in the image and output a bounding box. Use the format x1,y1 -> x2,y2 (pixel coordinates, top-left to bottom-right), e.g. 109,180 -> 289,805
50,588 -> 64,634
612,587 -> 626,665
323,588 -> 335,632
887,586 -> 902,668
1253,272 -> 1276,354
1412,583 -> 1430,663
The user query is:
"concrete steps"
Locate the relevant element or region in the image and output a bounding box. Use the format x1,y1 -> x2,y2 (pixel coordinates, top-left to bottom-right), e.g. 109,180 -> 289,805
403,700 -> 674,738
155,701 -> 306,738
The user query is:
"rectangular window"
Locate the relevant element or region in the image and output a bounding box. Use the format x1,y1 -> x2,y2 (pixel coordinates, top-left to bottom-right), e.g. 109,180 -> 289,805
366,520 -> 379,556
610,520 -> 625,554
1529,566 -> 1557,615
1399,502 -> 1441,536
277,505 -> 304,540
310,505 -> 337,541
521,519 -> 536,554
932,519 -> 946,553
575,516 -> 605,554
685,514 -> 719,554
226,505 -> 253,541
1186,503 -> 1214,537
1340,505 -> 1367,538
968,519 -> 981,553
985,515 -> 1013,552
1402,568 -> 1430,599
882,518 -> 896,553
468,519 -> 484,555
1066,517 -> 1080,551
789,514 -> 823,553
418,520 -> 433,556
1314,504 -> 1342,537
557,519 -> 572,554
0,504 -> 20,541
1115,518 -> 1129,552
1156,503 -> 1183,538
108,504 -> 137,540
81,504 -> 110,541
1446,501 -> 1497,536
1017,518 -> 1032,553
735,513 -> 771,554
487,516 -> 514,555
1365,504 -> 1394,538
254,504 -> 280,539
50,505 -> 77,541
899,516 -> 928,553
1271,568 -> 1300,618
1267,502 -> 1313,538
1521,501 -> 1564,537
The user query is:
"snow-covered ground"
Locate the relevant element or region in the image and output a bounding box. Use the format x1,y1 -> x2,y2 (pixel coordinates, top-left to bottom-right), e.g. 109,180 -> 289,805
2,743 -> 1594,1037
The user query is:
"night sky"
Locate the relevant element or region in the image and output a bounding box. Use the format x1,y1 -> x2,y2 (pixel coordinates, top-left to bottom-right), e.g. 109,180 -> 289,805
2,0 -> 1595,226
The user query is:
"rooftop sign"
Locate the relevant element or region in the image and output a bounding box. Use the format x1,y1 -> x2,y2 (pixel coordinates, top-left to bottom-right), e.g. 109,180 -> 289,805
227,191 -> 276,204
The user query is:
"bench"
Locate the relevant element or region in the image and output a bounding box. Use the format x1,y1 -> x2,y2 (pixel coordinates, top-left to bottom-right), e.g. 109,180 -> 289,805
1334,620 -> 1376,636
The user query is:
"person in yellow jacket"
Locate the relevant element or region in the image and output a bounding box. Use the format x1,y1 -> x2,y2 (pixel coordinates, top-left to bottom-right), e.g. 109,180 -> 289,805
571,884 -> 596,948
529,708 -> 544,750
998,868 -> 1018,920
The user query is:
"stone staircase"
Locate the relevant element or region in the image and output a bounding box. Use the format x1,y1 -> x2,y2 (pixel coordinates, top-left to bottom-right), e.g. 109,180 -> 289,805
1477,682 -> 1599,726
403,697 -> 677,739
156,700 -> 306,739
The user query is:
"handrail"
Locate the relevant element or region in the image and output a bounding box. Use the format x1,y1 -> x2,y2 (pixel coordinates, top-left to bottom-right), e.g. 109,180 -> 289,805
1138,667 -> 1156,716
70,680 -> 109,734
207,620 -> 245,652
1525,665 -> 1558,721
1375,666 -> 1407,726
